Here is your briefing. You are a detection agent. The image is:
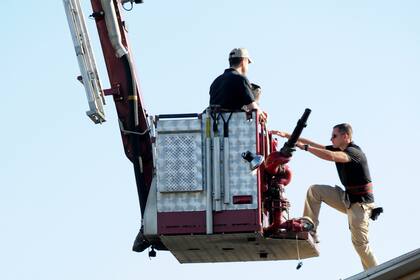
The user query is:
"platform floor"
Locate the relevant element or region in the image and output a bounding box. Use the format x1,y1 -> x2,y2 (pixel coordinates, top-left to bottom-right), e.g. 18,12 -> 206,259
160,231 -> 319,263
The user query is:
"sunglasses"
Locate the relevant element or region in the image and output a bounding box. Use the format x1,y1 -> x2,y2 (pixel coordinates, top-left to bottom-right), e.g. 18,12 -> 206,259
331,133 -> 346,139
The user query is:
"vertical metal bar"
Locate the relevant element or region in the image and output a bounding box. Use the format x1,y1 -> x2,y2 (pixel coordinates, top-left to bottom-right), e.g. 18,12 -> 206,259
212,137 -> 221,211
223,138 -> 230,204
205,110 -> 213,234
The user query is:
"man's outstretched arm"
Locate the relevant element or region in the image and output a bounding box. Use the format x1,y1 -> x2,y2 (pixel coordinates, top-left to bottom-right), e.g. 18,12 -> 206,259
296,142 -> 350,163
272,131 -> 325,149
273,131 -> 350,163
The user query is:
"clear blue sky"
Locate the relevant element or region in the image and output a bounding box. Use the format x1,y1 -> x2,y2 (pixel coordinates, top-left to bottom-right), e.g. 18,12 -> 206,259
1,1 -> 419,279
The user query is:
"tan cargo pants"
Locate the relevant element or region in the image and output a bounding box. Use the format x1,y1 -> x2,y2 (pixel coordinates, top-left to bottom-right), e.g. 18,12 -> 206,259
303,184 -> 378,270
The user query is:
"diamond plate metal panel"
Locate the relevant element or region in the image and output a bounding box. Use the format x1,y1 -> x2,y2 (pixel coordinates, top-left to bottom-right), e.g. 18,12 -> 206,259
155,117 -> 207,213
157,191 -> 207,212
202,111 -> 259,211
157,133 -> 203,193
225,112 -> 258,210
155,111 -> 260,213
156,118 -> 201,132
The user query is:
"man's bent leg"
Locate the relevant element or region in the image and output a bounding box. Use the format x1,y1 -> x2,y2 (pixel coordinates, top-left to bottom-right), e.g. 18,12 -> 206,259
347,203 -> 378,270
303,185 -> 347,230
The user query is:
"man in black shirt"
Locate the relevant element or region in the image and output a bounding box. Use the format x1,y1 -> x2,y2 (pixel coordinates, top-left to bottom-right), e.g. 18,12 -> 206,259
209,48 -> 263,116
276,123 -> 378,270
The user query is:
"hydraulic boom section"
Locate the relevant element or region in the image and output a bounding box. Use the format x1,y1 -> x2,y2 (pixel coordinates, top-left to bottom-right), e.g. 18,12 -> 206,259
63,0 -> 153,216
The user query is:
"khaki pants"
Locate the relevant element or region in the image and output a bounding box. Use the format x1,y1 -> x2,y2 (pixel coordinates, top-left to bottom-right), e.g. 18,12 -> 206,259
303,184 -> 378,270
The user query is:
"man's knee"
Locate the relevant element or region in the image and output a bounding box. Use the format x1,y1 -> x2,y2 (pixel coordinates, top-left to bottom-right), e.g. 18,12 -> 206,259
306,184 -> 325,200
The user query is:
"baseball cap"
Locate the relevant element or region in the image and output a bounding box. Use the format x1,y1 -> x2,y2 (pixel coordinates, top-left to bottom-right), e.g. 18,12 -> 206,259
229,48 -> 252,63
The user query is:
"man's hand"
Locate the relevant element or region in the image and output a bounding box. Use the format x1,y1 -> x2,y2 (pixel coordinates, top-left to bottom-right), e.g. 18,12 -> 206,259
295,141 -> 305,150
259,110 -> 268,123
271,130 -> 289,138
244,102 -> 268,123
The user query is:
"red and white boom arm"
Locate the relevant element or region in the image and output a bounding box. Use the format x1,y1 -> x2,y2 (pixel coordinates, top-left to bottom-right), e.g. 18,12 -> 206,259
63,0 -> 153,216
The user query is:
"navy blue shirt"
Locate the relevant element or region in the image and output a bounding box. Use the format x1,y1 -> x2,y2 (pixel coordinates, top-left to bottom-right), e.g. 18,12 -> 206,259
326,142 -> 374,203
209,68 -> 254,110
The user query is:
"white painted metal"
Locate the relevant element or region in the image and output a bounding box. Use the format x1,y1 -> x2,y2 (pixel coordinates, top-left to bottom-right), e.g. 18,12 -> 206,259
148,116 -> 157,169
143,178 -> 157,235
63,0 -> 106,124
100,0 -> 128,58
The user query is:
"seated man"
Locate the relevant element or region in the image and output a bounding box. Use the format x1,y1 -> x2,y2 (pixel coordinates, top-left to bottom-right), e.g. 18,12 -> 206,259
209,48 -> 264,120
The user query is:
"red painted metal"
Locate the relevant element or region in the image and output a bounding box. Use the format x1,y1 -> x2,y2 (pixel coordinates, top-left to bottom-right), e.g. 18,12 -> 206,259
89,0 -> 153,206
103,86 -> 121,97
213,209 -> 260,233
157,211 -> 206,235
157,210 -> 260,235
264,151 -> 291,176
279,164 -> 292,186
261,127 -> 311,236
268,131 -> 279,153
232,195 -> 253,205
256,114 -> 263,231
256,113 -> 276,233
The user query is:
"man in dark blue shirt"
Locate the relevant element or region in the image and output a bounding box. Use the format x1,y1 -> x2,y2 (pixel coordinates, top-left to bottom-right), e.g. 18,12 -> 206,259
209,48 -> 262,114
276,123 -> 378,270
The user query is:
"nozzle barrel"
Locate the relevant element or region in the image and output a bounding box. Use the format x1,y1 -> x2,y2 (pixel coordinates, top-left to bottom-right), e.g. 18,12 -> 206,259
280,108 -> 311,157
287,108 -> 311,147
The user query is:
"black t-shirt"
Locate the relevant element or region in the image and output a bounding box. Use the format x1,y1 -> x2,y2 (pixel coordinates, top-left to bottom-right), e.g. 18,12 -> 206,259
326,142 -> 374,203
209,68 -> 255,110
